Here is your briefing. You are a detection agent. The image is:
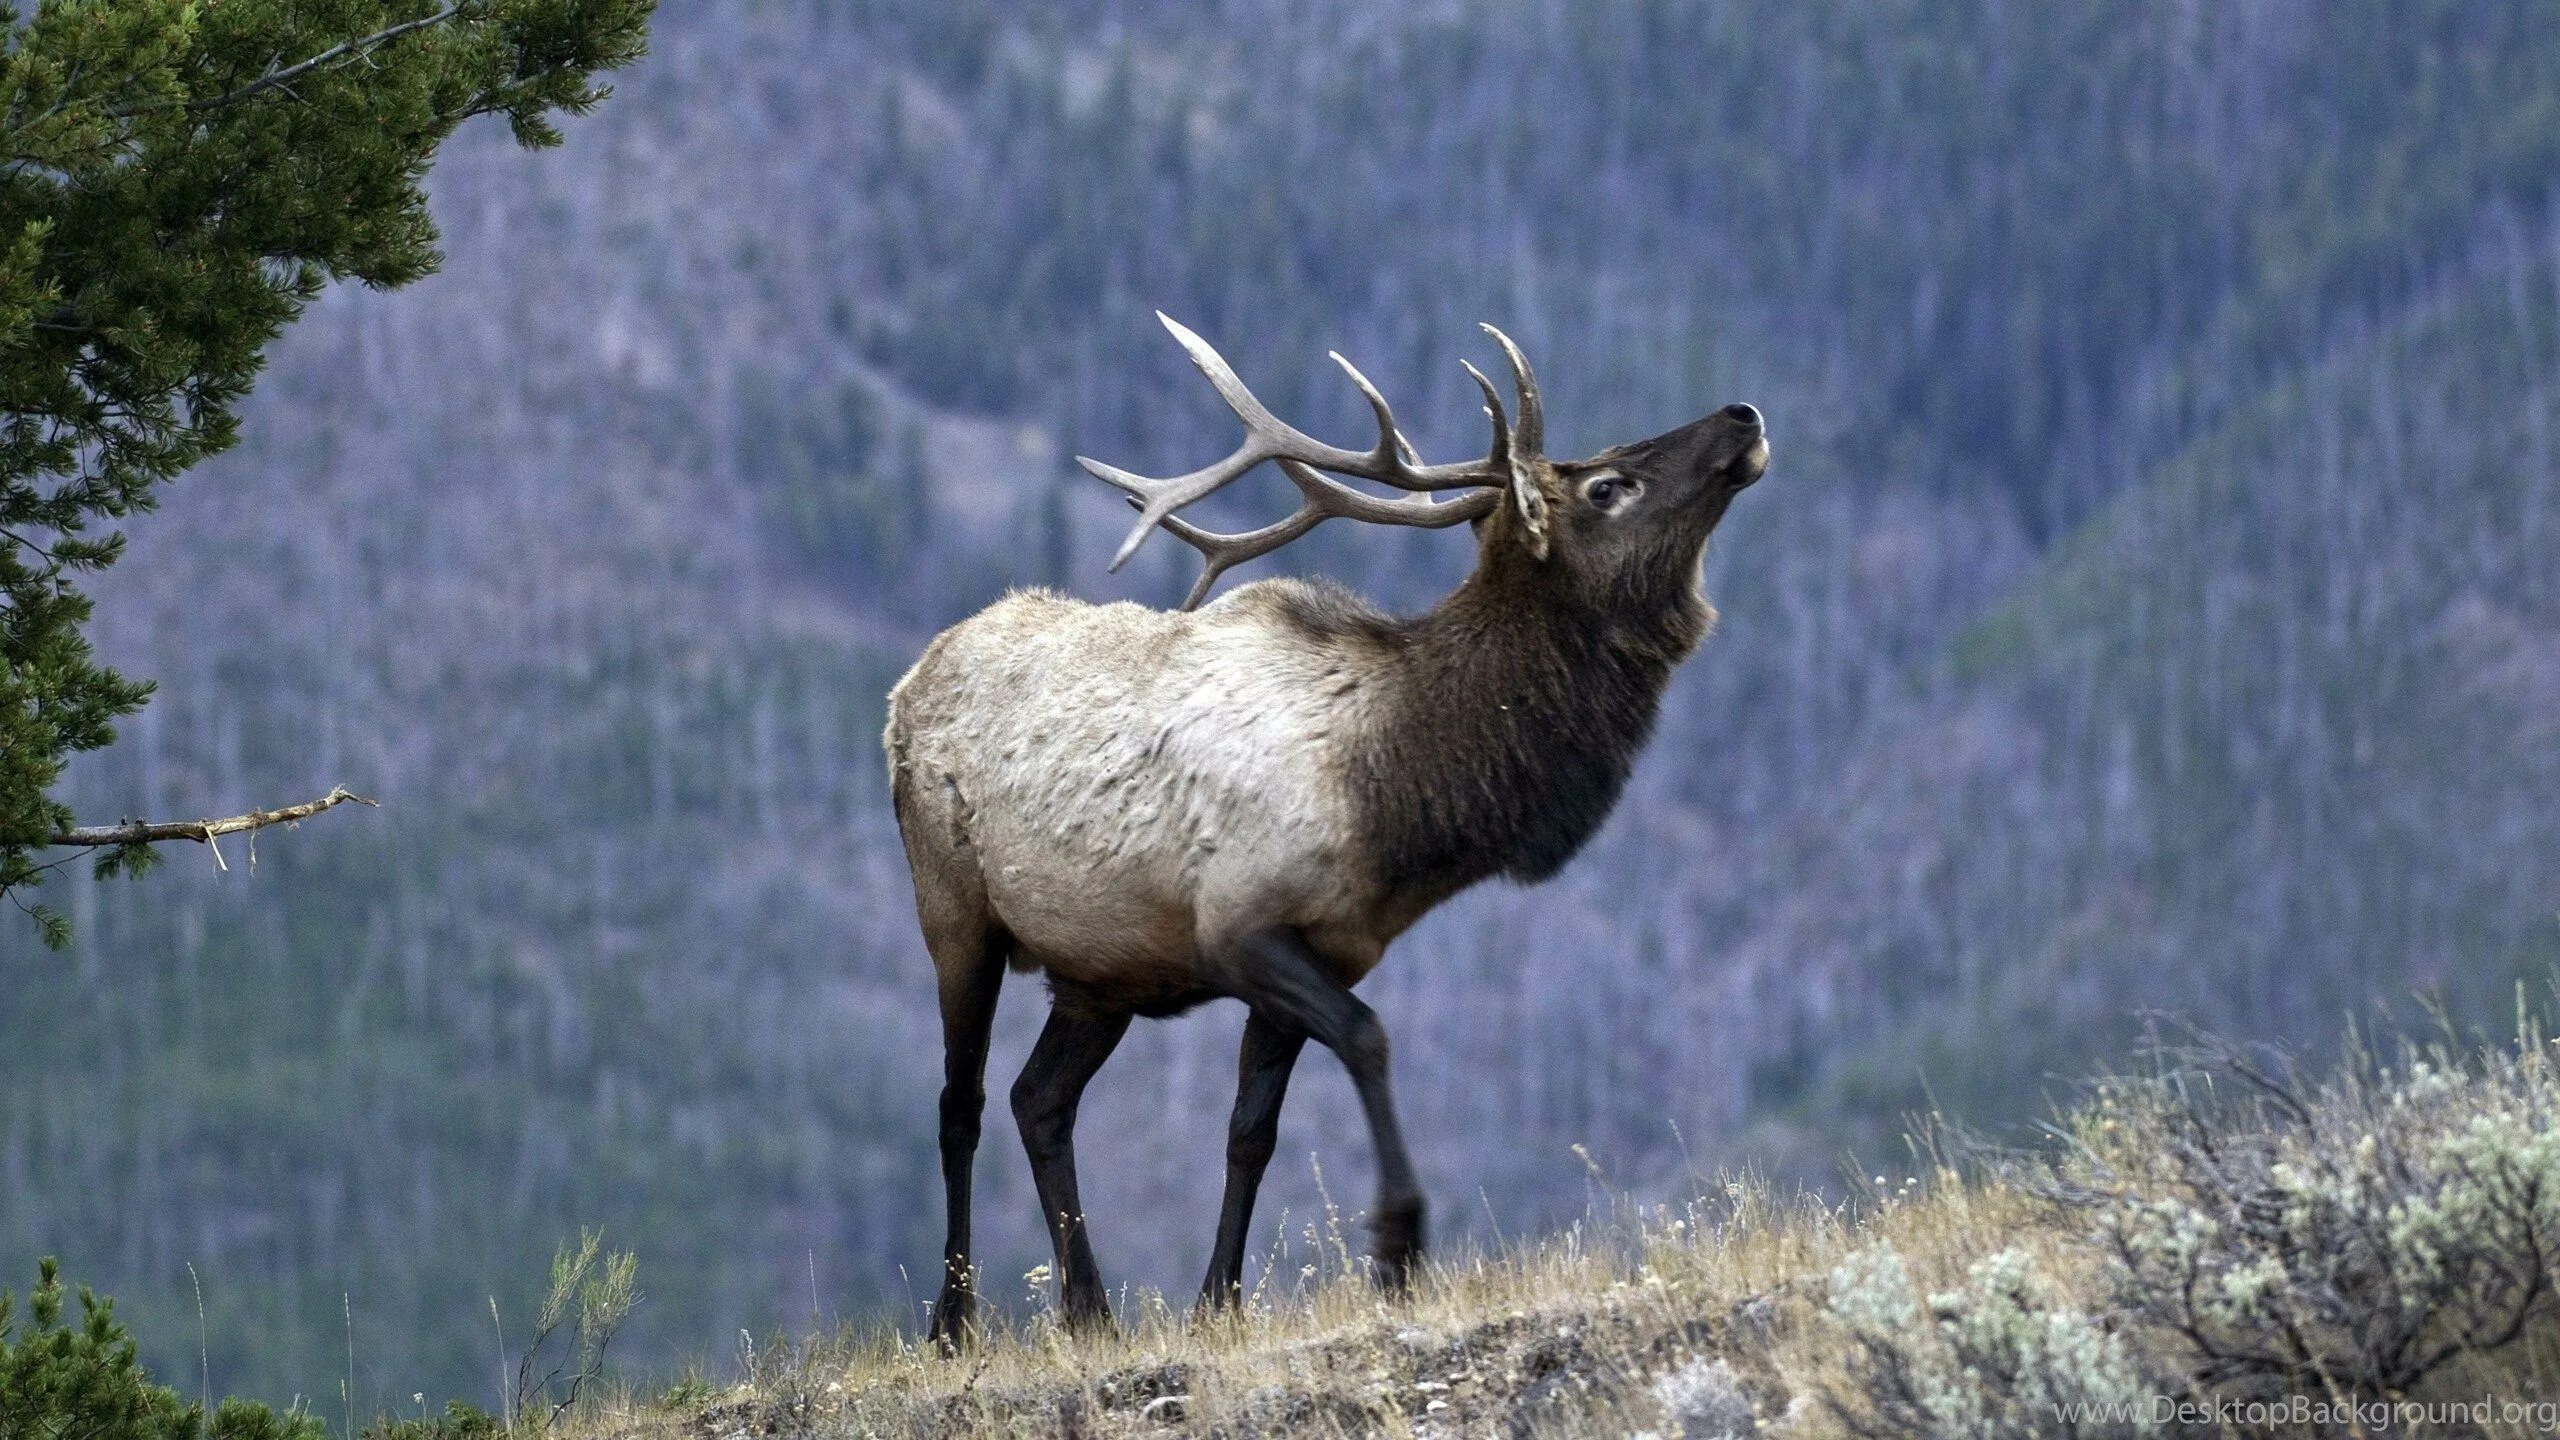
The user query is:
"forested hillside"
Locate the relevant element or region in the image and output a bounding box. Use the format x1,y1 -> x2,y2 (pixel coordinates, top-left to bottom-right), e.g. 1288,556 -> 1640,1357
8,0 -> 2559,1409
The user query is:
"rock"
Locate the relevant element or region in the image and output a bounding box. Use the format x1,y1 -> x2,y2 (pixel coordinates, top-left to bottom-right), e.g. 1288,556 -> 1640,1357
1094,1360 -> 1191,1410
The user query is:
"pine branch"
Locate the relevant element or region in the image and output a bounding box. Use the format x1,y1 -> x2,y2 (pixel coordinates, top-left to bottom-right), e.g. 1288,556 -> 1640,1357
46,786 -> 377,860
105,4 -> 472,121
0,525 -> 64,565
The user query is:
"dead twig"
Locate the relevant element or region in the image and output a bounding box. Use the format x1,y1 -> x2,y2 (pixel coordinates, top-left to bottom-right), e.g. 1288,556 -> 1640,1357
45,785 -> 378,863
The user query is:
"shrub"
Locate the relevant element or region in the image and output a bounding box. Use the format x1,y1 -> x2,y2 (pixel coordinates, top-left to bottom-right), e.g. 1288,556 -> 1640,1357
1826,1244 -> 2154,1439
1822,1023 -> 2560,1438
506,1231 -> 639,1431
2069,1035 -> 2560,1401
0,1258 -> 324,1440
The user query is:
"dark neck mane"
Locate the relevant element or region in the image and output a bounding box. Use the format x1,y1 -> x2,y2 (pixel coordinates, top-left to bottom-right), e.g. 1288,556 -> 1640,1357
1336,555 -> 1707,890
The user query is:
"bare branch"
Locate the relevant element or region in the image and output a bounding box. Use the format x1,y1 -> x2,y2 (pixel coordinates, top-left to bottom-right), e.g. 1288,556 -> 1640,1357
46,786 -> 378,851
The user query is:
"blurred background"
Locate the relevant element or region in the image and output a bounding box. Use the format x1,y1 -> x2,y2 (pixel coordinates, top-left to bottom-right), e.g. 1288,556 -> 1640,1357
9,0 -> 2560,1410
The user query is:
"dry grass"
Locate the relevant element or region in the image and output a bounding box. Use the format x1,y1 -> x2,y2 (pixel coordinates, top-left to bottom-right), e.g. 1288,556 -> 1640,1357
539,1162 -> 2044,1438
571,1197 -> 1800,1437
544,1021 -> 2560,1439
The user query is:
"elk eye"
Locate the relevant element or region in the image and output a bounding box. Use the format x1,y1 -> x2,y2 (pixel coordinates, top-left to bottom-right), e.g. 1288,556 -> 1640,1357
1584,475 -> 1638,512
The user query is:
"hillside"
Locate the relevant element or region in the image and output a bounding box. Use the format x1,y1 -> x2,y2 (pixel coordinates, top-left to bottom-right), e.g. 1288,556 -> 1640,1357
1744,221 -> 2560,1149
5,0 -> 2558,1410
546,1016 -> 2560,1438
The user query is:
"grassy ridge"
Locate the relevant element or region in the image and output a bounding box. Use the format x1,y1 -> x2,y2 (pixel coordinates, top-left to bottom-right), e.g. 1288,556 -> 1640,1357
546,1004 -> 2560,1438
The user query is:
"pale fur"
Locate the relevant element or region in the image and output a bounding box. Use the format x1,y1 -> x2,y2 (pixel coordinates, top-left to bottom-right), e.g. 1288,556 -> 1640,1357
887,581 -> 1410,1006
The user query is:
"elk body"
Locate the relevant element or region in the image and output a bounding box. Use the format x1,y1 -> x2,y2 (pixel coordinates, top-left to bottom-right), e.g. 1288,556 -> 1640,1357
885,316 -> 1768,1344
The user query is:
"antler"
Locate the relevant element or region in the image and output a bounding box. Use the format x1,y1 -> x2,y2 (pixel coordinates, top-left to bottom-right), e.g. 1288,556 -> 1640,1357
1156,463 -> 1499,610
1079,313 -> 1545,609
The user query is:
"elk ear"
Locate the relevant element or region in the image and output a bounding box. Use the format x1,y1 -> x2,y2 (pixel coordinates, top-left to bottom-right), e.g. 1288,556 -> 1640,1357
1508,458 -> 1552,559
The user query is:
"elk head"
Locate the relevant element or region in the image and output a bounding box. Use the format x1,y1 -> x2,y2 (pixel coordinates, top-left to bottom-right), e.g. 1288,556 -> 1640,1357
1079,314 -> 1768,613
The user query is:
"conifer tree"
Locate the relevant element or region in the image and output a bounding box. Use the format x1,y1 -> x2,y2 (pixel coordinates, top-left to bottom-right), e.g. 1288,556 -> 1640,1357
0,1258 -> 323,1440
0,0 -> 652,943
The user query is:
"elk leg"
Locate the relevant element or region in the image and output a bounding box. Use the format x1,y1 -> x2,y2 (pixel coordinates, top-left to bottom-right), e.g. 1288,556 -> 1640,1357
926,928 -> 1007,1352
1196,1011 -> 1307,1313
1012,1005 -> 1132,1331
1225,927 -> 1427,1292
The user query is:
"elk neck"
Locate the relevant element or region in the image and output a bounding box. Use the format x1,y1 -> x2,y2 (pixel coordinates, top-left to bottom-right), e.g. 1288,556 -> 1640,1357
1336,547 -> 1710,893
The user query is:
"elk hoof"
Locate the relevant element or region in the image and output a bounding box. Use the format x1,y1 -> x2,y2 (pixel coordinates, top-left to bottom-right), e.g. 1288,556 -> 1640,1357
1060,1290 -> 1120,1337
927,1288 -> 977,1355
1371,1195 -> 1427,1293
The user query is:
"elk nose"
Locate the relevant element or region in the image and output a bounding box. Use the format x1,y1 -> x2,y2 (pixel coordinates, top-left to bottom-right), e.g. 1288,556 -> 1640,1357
1720,402 -> 1762,430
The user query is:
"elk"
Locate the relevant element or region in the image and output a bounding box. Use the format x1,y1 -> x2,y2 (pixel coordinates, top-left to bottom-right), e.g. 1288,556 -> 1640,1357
885,315 -> 1768,1345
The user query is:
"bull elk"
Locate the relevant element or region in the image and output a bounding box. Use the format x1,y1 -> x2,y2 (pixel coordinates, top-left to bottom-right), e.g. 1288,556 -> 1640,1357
885,315 -> 1769,1344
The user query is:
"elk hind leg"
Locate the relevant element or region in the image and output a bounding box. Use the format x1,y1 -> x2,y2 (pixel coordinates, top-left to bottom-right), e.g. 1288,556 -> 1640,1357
924,920 -> 1006,1352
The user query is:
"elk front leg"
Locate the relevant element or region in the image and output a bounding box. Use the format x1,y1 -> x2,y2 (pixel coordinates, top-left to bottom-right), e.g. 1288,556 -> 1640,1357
1197,1011 -> 1306,1313
1011,1006 -> 1131,1331
1222,928 -> 1426,1291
